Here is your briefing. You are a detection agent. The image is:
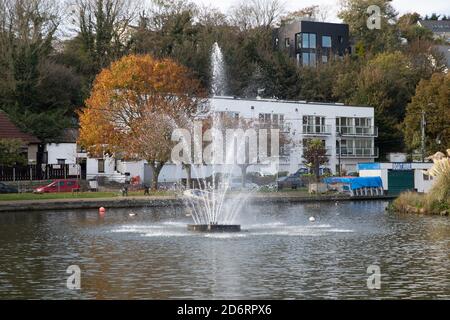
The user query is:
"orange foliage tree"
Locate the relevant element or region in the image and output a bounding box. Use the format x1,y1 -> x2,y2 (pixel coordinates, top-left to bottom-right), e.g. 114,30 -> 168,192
78,54 -> 206,189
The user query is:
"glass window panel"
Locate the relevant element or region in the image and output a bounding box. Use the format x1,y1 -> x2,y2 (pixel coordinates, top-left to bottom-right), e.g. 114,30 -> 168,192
309,53 -> 316,65
322,36 -> 331,48
302,52 -> 309,65
302,33 -> 309,48
310,34 -> 316,48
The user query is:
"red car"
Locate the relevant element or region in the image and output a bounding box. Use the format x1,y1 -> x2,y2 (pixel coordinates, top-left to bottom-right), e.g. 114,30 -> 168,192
34,179 -> 81,193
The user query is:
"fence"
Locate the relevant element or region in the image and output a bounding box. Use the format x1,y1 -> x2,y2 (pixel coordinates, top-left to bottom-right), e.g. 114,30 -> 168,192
0,164 -> 82,182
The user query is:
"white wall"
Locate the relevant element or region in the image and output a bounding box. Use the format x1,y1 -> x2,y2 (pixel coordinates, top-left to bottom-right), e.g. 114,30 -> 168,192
414,170 -> 435,193
46,143 -> 77,164
117,160 -> 146,180
210,97 -> 376,174
86,156 -> 115,178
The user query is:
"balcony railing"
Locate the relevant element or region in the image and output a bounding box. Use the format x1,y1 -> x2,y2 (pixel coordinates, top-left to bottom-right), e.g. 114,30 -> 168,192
336,126 -> 378,137
337,148 -> 379,158
302,125 -> 332,135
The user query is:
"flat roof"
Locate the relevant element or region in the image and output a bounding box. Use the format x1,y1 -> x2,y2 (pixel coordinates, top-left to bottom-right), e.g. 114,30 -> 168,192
210,96 -> 372,109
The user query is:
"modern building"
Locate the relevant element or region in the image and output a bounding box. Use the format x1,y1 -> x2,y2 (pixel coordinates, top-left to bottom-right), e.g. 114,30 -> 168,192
0,110 -> 41,164
418,20 -> 450,43
358,162 -> 435,195
158,97 -> 378,182
273,18 -> 351,66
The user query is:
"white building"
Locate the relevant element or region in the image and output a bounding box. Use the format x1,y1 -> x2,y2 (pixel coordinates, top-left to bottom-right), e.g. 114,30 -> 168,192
159,96 -> 378,182
71,97 -> 377,184
358,162 -> 435,195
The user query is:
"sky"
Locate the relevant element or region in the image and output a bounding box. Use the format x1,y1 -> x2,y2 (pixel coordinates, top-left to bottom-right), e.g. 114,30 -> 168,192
189,0 -> 450,22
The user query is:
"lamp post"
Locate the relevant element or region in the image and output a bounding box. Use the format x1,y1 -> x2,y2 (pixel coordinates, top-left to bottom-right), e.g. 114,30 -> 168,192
337,130 -> 342,176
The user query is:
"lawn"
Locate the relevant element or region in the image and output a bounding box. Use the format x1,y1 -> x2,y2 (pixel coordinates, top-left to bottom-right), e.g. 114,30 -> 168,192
0,191 -> 174,202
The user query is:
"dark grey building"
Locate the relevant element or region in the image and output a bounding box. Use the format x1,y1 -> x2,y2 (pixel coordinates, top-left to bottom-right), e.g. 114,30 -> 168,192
274,19 -> 351,67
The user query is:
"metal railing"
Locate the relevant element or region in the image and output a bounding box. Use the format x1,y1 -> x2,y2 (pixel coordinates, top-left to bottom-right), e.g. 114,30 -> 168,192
302,125 -> 332,135
337,148 -> 379,158
336,126 -> 378,137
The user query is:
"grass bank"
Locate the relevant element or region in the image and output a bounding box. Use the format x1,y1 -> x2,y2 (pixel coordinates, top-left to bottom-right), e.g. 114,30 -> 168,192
390,191 -> 449,216
391,155 -> 450,216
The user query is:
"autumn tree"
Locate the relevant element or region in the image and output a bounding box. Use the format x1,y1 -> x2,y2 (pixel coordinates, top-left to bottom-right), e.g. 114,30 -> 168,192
403,73 -> 450,155
78,54 -> 205,189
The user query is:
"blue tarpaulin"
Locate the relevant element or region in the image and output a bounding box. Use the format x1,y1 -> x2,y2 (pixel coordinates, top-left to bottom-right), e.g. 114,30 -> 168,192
323,177 -> 383,190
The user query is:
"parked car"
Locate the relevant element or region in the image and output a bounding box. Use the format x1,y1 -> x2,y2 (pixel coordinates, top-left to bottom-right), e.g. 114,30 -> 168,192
34,179 -> 81,193
222,178 -> 259,191
277,175 -> 304,190
0,182 -> 18,194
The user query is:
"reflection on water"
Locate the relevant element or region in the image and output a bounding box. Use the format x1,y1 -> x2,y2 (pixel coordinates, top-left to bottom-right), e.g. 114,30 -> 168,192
0,201 -> 449,299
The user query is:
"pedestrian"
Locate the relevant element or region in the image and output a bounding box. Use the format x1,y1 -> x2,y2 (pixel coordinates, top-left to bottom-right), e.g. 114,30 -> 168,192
122,185 -> 128,197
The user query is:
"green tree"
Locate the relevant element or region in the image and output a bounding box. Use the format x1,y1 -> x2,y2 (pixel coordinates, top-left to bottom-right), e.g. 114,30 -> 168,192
0,0 -> 79,142
0,139 -> 27,166
338,0 -> 400,56
302,139 -> 329,182
352,51 -> 417,156
403,73 -> 450,154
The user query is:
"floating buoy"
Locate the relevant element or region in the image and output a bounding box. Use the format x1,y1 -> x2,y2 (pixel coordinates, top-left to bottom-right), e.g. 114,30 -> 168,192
309,216 -> 316,222
99,207 -> 106,215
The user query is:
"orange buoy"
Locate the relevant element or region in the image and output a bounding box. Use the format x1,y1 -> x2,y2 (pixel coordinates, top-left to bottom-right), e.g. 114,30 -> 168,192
99,207 -> 106,215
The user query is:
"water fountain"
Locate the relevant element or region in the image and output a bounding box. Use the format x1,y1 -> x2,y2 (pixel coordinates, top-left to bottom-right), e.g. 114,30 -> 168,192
184,42 -> 245,233
210,42 -> 227,96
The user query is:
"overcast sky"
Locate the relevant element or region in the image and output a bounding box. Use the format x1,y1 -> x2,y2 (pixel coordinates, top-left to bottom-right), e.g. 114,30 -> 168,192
189,0 -> 450,22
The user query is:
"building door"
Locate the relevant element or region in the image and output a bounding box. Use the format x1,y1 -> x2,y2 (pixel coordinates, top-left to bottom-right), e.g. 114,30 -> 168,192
388,170 -> 414,196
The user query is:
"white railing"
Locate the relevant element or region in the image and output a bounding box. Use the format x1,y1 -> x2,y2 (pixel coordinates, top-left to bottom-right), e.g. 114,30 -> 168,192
337,148 -> 379,158
337,126 -> 378,137
302,125 -> 332,135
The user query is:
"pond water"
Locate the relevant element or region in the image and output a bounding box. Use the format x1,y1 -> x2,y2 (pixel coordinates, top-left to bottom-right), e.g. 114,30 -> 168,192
0,201 -> 448,299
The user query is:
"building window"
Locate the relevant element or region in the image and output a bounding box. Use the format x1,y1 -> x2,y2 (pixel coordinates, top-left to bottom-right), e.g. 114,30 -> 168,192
322,55 -> 328,63
57,159 -> 66,165
301,33 -> 316,49
302,52 -> 316,66
295,33 -> 301,49
98,159 -> 105,173
303,116 -> 326,133
322,36 -> 332,48
285,38 -> 290,48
